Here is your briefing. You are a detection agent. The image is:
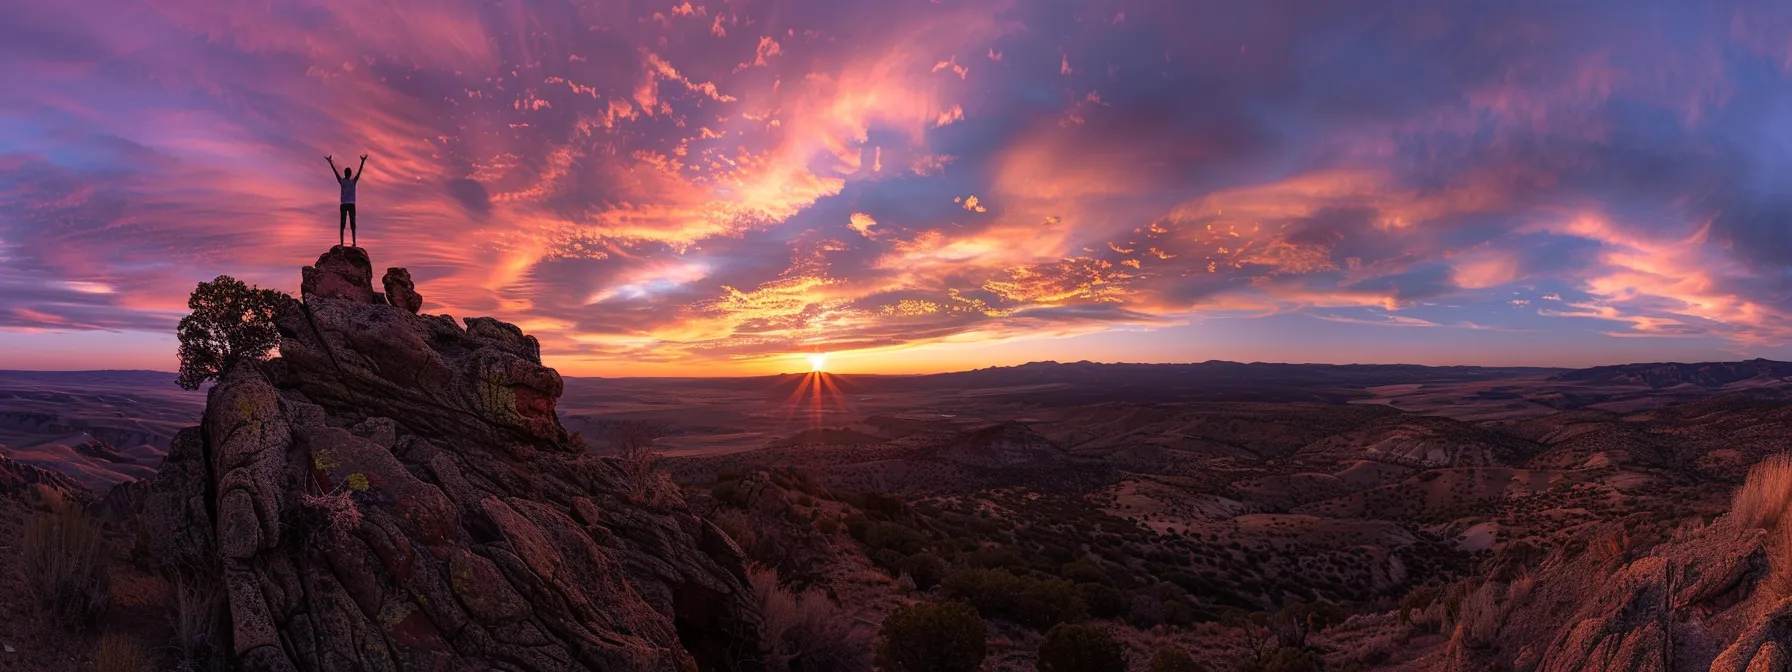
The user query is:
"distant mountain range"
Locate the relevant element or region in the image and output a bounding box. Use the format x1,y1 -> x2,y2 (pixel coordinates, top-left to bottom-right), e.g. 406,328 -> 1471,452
1547,358 -> 1792,389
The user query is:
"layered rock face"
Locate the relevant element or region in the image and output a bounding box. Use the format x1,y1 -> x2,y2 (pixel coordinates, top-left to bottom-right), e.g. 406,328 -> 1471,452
1460,516 -> 1792,672
145,246 -> 764,671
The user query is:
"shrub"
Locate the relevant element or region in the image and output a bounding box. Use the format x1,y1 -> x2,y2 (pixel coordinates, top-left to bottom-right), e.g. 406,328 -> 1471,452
175,275 -> 289,390
1238,647 -> 1322,672
1061,561 -> 1112,585
1735,453 -> 1792,530
169,574 -> 230,672
607,420 -> 674,507
901,553 -> 948,590
941,568 -> 1026,618
1037,624 -> 1126,672
1146,646 -> 1207,672
1447,581 -> 1504,649
1016,578 -> 1087,630
23,505 -> 109,628
858,522 -> 927,555
1398,587 -> 1438,626
1079,583 -> 1127,619
1163,599 -> 1199,626
749,565 -> 873,672
967,546 -> 1026,569
1270,601 -> 1349,647
873,549 -> 908,575
1127,593 -> 1166,627
93,632 -> 149,672
713,508 -> 801,570
711,479 -> 742,504
877,601 -> 987,672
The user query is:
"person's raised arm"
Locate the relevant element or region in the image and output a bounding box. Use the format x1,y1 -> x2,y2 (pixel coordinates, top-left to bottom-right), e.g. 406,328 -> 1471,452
355,154 -> 368,182
326,155 -> 340,180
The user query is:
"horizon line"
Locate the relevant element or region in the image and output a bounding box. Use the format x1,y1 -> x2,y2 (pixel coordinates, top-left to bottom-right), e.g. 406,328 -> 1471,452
0,357 -> 1781,380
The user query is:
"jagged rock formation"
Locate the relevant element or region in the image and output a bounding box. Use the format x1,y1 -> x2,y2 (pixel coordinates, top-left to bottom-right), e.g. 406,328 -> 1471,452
144,246 -> 765,671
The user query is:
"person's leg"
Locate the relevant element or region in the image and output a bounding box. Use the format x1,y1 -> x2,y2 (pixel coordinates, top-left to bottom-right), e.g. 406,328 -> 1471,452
339,204 -> 348,246
348,205 -> 357,246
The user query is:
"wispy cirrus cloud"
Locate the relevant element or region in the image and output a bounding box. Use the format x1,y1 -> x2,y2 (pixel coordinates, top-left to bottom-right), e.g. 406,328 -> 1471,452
7,0 -> 1792,373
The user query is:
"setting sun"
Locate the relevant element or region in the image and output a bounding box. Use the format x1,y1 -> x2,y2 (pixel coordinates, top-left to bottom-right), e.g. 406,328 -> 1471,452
807,353 -> 828,372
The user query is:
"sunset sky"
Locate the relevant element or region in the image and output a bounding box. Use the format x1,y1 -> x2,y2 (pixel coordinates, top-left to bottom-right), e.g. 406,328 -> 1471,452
6,0 -> 1792,375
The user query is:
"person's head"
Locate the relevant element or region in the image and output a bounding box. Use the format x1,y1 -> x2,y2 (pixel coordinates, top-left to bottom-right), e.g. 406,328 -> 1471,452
343,167 -> 353,179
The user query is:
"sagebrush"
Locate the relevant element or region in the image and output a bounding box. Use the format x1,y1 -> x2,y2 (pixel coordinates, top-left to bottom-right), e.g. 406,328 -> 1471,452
749,564 -> 872,671
22,504 -> 110,628
1733,453 -> 1792,530
93,632 -> 150,672
169,573 -> 231,672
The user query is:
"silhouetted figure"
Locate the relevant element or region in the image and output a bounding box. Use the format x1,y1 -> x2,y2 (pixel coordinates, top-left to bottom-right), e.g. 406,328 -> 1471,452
326,154 -> 368,247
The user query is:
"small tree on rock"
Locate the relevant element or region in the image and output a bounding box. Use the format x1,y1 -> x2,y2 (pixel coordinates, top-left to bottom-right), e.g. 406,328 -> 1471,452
176,275 -> 289,390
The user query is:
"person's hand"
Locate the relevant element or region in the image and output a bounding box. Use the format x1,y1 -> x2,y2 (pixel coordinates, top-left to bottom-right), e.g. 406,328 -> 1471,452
359,154 -> 369,161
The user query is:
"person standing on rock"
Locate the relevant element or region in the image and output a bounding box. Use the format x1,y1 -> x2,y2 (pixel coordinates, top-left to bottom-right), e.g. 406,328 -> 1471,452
326,153 -> 368,247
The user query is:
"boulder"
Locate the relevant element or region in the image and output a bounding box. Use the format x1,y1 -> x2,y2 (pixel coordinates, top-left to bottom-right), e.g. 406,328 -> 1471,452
299,246 -> 379,304
148,246 -> 766,671
383,267 -> 422,314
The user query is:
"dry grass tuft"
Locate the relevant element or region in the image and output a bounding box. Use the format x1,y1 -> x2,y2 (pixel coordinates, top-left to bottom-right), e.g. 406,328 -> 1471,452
23,504 -> 109,628
93,632 -> 151,672
609,421 -> 678,507
1505,569 -> 1535,606
1446,581 -> 1504,649
1587,530 -> 1632,568
27,483 -> 72,513
748,564 -> 873,672
169,574 -> 231,672
1733,453 -> 1792,531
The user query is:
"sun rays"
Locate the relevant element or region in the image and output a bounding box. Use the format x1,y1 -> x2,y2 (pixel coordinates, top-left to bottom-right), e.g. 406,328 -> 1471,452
778,359 -> 853,430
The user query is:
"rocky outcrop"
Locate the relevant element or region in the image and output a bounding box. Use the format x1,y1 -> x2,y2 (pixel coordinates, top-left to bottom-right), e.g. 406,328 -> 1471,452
94,478 -> 149,525
0,452 -> 86,497
1463,518 -> 1792,672
142,427 -> 217,571
383,267 -> 421,314
145,247 -> 765,671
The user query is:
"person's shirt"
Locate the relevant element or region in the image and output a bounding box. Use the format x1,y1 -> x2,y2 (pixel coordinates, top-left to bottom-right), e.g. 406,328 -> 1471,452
337,175 -> 357,204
